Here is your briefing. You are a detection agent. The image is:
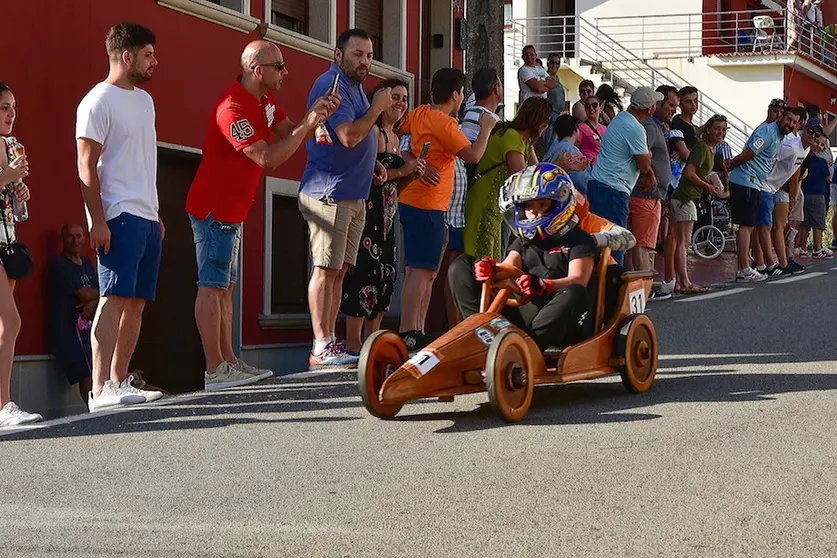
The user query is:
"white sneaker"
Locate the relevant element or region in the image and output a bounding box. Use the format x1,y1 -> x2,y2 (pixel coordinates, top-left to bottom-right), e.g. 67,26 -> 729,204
88,379 -> 146,412
736,268 -> 767,282
204,362 -> 261,391
123,375 -> 163,403
813,247 -> 834,258
234,358 -> 273,381
0,401 -> 42,427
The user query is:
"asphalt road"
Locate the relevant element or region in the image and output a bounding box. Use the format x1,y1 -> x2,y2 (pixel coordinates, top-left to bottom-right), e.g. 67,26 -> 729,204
2,260 -> 837,557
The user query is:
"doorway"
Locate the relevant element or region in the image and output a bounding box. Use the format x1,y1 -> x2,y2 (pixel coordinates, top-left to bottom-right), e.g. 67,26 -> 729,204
130,147 -> 205,394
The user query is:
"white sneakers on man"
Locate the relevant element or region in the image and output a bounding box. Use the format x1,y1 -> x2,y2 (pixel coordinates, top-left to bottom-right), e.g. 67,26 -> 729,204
204,362 -> 261,391
88,377 -> 163,412
0,401 -> 43,427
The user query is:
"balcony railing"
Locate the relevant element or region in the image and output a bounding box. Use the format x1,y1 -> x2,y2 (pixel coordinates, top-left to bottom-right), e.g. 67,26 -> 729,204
506,14 -> 752,153
593,9 -> 837,73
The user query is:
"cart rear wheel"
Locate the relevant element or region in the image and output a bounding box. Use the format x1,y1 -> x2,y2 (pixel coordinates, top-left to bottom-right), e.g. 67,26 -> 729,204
485,330 -> 535,422
691,225 -> 725,260
616,314 -> 658,393
358,330 -> 407,419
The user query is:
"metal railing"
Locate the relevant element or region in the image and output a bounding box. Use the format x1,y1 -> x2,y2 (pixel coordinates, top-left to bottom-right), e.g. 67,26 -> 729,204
593,9 -> 837,72
506,14 -> 752,152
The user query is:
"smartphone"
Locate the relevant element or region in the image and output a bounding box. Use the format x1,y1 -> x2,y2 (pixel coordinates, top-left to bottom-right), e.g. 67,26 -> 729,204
329,73 -> 340,96
420,141 -> 431,159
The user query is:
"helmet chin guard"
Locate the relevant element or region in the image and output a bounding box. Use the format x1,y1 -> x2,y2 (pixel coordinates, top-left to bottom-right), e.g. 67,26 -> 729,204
499,163 -> 578,241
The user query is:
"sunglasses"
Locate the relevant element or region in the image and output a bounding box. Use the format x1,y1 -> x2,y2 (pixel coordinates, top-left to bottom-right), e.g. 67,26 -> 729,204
252,61 -> 286,72
585,102 -> 599,109
547,60 -> 560,65
580,89 -> 594,95
807,128 -> 823,137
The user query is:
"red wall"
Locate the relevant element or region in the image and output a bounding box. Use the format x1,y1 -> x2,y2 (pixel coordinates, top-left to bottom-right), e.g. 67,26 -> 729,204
4,0 -> 421,354
452,4 -> 464,70
785,66 -> 837,110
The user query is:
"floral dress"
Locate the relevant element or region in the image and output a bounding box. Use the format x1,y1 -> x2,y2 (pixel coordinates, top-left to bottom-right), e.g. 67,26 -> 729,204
0,138 -> 18,244
340,131 -> 403,319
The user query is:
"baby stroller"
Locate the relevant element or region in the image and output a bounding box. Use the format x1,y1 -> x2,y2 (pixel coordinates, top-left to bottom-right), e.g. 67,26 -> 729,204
691,196 -> 735,259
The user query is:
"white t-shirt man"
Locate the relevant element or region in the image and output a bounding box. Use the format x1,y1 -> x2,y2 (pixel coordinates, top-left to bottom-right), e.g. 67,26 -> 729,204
763,133 -> 810,193
518,64 -> 549,103
75,82 -> 159,224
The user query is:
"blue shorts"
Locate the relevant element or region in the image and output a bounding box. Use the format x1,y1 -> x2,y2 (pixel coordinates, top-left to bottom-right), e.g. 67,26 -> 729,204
97,212 -> 162,301
756,190 -> 775,227
448,226 -> 464,252
399,203 -> 448,270
190,213 -> 242,289
586,179 -> 629,264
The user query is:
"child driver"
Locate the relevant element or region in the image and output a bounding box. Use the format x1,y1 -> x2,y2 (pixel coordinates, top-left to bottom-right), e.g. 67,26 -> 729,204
448,163 -> 599,350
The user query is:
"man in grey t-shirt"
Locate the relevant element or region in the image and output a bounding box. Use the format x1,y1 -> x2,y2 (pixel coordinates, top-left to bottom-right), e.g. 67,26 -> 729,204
627,85 -> 678,274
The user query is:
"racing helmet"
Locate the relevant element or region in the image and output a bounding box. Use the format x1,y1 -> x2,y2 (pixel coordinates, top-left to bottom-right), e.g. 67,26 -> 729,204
499,163 -> 578,241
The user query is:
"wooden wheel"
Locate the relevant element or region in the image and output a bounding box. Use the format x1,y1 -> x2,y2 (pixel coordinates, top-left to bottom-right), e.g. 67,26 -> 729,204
616,314 -> 658,393
358,330 -> 407,419
485,329 -> 535,422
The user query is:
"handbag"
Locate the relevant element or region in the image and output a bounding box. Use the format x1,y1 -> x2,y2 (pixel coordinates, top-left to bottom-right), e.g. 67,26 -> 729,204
0,201 -> 33,280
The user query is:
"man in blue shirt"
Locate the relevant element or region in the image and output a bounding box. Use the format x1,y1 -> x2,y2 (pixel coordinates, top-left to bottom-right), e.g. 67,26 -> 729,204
299,28 -> 392,367
587,87 -> 661,264
728,113 -> 787,281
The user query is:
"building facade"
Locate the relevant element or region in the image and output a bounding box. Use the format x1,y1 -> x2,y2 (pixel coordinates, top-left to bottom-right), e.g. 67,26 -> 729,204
5,0 -> 467,417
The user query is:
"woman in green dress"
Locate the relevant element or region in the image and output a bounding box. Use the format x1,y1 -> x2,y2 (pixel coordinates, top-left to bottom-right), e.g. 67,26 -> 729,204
463,97 -> 552,260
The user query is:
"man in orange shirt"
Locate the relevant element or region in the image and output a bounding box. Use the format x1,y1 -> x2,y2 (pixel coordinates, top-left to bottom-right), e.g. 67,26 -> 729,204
397,68 -> 497,350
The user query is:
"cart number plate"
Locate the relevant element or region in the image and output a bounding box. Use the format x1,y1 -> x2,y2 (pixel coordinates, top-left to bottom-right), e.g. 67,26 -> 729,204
406,351 -> 440,376
629,288 -> 646,314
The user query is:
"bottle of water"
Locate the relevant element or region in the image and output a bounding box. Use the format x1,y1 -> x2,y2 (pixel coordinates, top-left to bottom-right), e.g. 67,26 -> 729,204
11,193 -> 27,222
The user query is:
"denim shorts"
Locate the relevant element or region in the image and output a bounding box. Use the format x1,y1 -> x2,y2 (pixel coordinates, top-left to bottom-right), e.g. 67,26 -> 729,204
98,212 -> 162,301
399,203 -> 448,271
774,190 -> 790,203
756,190 -> 775,227
190,213 -> 242,289
448,226 -> 464,252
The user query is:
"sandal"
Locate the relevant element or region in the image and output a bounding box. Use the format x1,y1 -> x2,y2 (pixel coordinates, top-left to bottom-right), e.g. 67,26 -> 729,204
675,284 -> 709,295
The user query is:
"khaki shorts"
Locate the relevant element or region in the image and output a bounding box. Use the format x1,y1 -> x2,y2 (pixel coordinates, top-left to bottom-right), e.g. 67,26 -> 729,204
298,194 -> 366,270
670,198 -> 698,222
789,190 -> 804,222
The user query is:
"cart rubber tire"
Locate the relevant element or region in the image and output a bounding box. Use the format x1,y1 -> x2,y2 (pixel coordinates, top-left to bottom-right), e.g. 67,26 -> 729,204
485,329 -> 535,423
691,224 -> 725,260
358,330 -> 407,419
616,314 -> 659,394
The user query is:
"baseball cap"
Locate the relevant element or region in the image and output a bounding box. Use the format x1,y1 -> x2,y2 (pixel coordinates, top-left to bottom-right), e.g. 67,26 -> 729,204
806,118 -> 824,132
769,98 -> 787,108
630,87 -> 665,110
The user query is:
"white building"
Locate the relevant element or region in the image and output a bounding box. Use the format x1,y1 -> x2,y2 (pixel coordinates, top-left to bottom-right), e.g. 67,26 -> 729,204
504,0 -> 837,152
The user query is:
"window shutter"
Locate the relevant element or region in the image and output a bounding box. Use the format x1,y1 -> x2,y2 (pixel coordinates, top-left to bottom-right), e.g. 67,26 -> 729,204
355,0 -> 382,38
274,0 -> 306,21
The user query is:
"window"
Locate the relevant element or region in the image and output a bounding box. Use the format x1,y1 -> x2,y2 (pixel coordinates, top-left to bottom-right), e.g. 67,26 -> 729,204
206,0 -> 244,12
355,0 -> 383,62
272,0 -> 307,35
504,2 -> 513,27
263,179 -> 311,318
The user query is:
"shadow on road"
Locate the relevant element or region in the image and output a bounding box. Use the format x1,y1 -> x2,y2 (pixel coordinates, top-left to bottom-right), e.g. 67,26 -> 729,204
395,369 -> 837,433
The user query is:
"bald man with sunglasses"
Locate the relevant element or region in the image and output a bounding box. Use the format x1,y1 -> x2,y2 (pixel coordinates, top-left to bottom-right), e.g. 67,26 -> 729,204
186,40 -> 337,391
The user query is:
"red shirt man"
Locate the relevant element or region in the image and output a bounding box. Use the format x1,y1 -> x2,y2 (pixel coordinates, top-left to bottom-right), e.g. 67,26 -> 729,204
186,79 -> 287,223
186,40 -> 334,391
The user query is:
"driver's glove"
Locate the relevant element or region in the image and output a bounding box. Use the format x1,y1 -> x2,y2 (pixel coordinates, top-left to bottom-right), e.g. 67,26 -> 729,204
474,257 -> 497,282
516,273 -> 553,297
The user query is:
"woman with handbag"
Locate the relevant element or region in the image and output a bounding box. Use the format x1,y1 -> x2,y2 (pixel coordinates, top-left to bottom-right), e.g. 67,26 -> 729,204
0,82 -> 40,426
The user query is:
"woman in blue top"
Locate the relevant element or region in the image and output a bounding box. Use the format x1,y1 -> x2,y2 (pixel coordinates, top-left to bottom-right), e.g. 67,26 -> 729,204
543,115 -> 591,194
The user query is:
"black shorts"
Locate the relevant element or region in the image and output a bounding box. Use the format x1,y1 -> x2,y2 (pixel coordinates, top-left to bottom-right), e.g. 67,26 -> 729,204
729,182 -> 761,227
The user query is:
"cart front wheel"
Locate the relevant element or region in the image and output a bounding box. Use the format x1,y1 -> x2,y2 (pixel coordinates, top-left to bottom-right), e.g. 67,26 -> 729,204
358,330 -> 407,419
485,329 -> 535,422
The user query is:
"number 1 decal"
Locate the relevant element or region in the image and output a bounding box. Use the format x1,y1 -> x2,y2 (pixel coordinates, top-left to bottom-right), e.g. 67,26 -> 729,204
405,350 -> 440,377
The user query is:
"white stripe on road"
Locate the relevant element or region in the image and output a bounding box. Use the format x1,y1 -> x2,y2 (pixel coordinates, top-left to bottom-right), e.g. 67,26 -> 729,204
831,266 -> 837,271
675,287 -> 752,303
769,272 -> 827,284
659,352 -> 792,360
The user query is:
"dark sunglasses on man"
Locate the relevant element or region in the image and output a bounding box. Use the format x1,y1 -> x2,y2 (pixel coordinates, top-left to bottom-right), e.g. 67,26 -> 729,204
807,128 -> 823,137
252,61 -> 286,72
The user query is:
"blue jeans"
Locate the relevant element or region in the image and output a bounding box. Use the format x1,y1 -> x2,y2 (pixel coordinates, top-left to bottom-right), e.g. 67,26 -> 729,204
190,213 -> 242,289
97,212 -> 162,301
586,179 -> 630,264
